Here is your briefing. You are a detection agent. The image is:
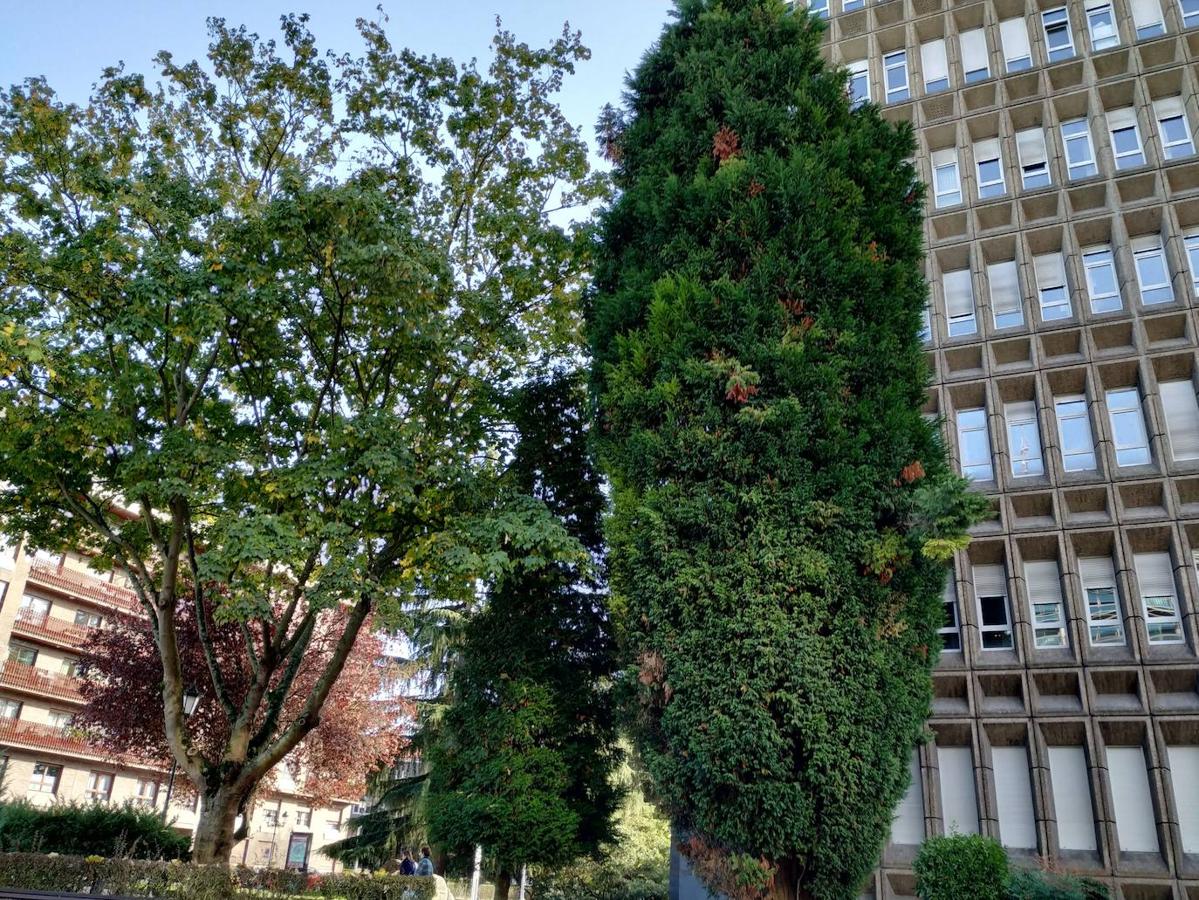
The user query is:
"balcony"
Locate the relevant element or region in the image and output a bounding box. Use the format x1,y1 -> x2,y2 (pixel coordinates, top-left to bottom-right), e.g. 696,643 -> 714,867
0,660 -> 84,703
26,562 -> 140,615
0,717 -> 91,756
12,609 -> 96,651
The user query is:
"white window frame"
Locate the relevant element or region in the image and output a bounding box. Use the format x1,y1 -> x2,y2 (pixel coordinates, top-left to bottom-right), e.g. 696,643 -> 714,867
884,50 -> 910,103
932,149 -> 962,208
1131,0 -> 1167,37
941,581 -> 962,652
848,60 -> 870,108
1043,7 -> 1077,61
921,39 -> 950,93
1182,0 -> 1199,28
1184,233 -> 1199,295
973,564 -> 1015,650
957,407 -> 994,482
87,771 -> 114,802
944,268 -> 977,336
135,778 -> 159,807
843,0 -> 866,11
1082,246 -> 1122,313
1025,559 -> 1068,648
1134,552 -> 1185,644
1087,2 -> 1121,49
1005,401 -> 1045,477
1159,379 -> 1199,461
1079,556 -> 1125,646
1055,395 -> 1098,472
1132,236 -> 1174,305
0,699 -> 21,720
974,140 -> 1006,199
960,28 -> 990,83
989,259 -> 1023,329
1106,387 -> 1152,466
1000,19 -> 1034,71
1061,119 -> 1098,179
1108,108 -> 1147,170
1155,97 -> 1195,159
1034,252 -> 1072,320
1016,127 -> 1051,189
809,0 -> 830,18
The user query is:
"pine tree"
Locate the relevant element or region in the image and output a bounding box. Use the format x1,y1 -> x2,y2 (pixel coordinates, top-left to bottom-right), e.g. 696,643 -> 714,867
589,2 -> 988,898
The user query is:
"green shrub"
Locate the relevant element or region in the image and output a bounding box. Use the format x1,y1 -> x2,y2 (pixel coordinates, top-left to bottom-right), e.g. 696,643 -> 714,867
0,852 -> 234,898
1007,869 -> 1109,900
0,799 -> 190,859
315,872 -> 436,899
914,834 -> 1009,900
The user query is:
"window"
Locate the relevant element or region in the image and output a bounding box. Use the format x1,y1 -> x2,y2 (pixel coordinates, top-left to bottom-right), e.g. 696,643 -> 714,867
1108,108 -> 1146,169
944,269 -> 976,336
1154,96 -> 1195,159
1186,234 -> 1199,293
1134,552 -> 1184,643
1106,387 -> 1152,466
135,779 -> 159,807
1108,746 -> 1160,852
993,746 -> 1037,849
1016,127 -> 1051,189
960,28 -> 990,83
892,753 -> 926,845
921,39 -> 950,93
296,809 -> 313,828
973,563 -> 1013,649
1082,246 -> 1122,313
989,260 -> 1023,329
1167,744 -> 1199,854
1034,252 -> 1071,320
1087,3 -> 1121,49
18,595 -> 49,616
1056,395 -> 1098,471
939,746 -> 980,834
932,148 -> 962,208
1000,19 -> 1033,71
29,763 -> 61,795
1025,559 -> 1067,647
919,302 -> 932,343
264,809 -> 280,828
60,659 -> 80,678
73,610 -> 102,629
848,60 -> 869,108
1048,746 -> 1098,851
843,0 -> 865,11
1160,379 -> 1199,461
48,711 -> 73,730
957,408 -> 994,481
1131,0 -> 1167,37
7,645 -> 36,667
809,0 -> 830,18
884,50 -> 910,103
0,700 -> 21,720
1182,0 -> 1199,28
1079,556 -> 1125,645
1005,401 -> 1045,477
87,772 -> 114,802
1061,119 -> 1098,179
1043,8 -> 1077,61
941,580 -> 962,651
974,139 -> 1006,199
1132,236 -> 1174,305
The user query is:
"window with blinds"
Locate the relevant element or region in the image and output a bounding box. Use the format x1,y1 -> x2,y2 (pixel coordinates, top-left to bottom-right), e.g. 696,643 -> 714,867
1016,127 -> 1050,189
938,746 -> 980,834
1000,18 -> 1033,71
890,752 -> 925,846
884,50 -> 910,103
848,60 -> 869,108
1061,119 -> 1098,179
921,39 -> 949,93
1107,108 -> 1146,170
974,139 -> 1005,199
1082,246 -> 1121,313
932,148 -> 961,208
940,579 -> 961,651
960,28 -> 990,83
1005,401 -> 1045,478
944,269 -> 976,335
973,563 -> 1013,649
1106,387 -> 1151,466
1048,745 -> 1098,851
993,746 -> 1037,849
1024,559 -> 1067,647
1078,555 -> 1126,646
1182,0 -> 1199,28
1086,2 -> 1120,49
957,408 -> 993,482
1055,395 -> 1097,471
989,260 -> 1023,328
1132,235 -> 1174,305
1159,379 -> 1199,461
1133,552 -> 1183,644
1108,746 -> 1160,853
1167,745 -> 1199,853
1130,0 -> 1166,36
1034,252 -> 1071,320
1153,96 -> 1194,159
1042,7 -> 1077,62
1187,234 -> 1199,292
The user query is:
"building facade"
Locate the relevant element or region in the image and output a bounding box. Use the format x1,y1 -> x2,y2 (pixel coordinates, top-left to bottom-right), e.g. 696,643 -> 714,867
0,541 -> 356,873
811,0 -> 1199,895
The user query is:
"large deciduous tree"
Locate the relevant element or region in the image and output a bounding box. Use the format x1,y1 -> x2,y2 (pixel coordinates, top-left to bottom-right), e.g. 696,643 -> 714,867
589,2 -> 988,898
0,13 -> 599,863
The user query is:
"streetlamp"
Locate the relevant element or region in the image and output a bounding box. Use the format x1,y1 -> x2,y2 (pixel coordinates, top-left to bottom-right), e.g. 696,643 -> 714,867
161,689 -> 200,823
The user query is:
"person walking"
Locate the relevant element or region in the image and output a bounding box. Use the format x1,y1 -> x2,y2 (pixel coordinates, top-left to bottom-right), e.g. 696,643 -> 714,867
416,845 -> 435,877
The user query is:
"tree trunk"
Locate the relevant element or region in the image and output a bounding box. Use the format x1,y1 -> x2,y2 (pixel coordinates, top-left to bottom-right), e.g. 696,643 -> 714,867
190,785 -> 244,865
763,859 -> 813,900
494,871 -> 512,900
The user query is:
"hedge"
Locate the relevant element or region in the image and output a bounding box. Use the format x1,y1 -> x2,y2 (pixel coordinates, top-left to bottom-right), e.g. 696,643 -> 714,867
914,834 -> 1009,900
0,800 -> 191,859
0,852 -> 437,899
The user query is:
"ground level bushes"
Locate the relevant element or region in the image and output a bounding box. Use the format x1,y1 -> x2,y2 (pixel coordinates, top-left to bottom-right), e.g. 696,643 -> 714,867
915,835 -> 1109,900
0,800 -> 190,859
1007,869 -> 1110,900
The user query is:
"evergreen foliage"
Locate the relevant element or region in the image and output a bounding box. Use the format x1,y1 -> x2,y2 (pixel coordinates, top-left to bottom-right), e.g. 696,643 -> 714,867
1005,869 -> 1109,900
913,834 -> 1009,900
0,800 -> 191,860
589,1 -> 989,896
424,373 -> 622,896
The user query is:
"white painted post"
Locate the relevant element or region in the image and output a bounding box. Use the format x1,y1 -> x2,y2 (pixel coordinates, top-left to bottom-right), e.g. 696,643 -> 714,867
469,844 -> 483,900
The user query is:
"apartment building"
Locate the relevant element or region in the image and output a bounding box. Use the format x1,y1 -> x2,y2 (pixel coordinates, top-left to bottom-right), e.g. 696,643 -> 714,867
794,0 -> 1199,894
0,541 -> 356,873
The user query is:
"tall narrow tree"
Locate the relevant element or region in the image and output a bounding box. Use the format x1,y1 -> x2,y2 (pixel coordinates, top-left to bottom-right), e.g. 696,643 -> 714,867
589,2 -> 988,898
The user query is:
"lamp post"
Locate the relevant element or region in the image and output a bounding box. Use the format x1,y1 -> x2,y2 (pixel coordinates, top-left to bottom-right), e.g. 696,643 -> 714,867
271,807 -> 288,869
161,689 -> 200,823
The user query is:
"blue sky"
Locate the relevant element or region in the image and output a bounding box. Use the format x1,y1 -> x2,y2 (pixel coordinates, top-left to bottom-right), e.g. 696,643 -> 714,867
0,1 -> 674,156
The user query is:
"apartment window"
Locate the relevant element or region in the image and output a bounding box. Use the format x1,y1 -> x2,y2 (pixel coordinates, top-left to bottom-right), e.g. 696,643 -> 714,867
1056,395 -> 1098,471
1107,387 -> 1152,466
879,50 -> 911,103
1108,108 -> 1146,169
848,60 -> 869,108
1025,559 -> 1068,648
1061,119 -> 1098,179
919,302 -> 932,343
1083,246 -> 1122,313
48,711 -> 73,730
1132,236 -> 1174,305
957,408 -> 994,482
989,260 -> 1023,329
1049,746 -> 1099,851
973,563 -> 1014,650
1160,379 -> 1199,461
940,580 -> 962,651
960,28 -> 990,83
264,809 -> 280,828
1182,0 -> 1199,28
1043,8 -> 1077,61
843,0 -> 865,11
87,771 -> 114,802
1154,96 -> 1195,159
921,39 -> 950,93
808,0 -> 830,17
74,610 -> 102,629
1000,18 -> 1033,71
297,809 -> 313,828
7,645 -> 36,667
1109,747 -> 1161,852
29,763 -> 61,795
135,779 -> 159,807
1131,0 -> 1167,36
0,700 -> 21,720
1135,552 -> 1184,643
1079,556 -> 1126,645
1167,743 -> 1199,854
892,753 -> 926,845
1087,3 -> 1121,49
1186,234 -> 1199,292
1005,401 -> 1045,477
993,746 -> 1037,849
1034,252 -> 1071,320
974,139 -> 1006,199
939,746 -> 980,834
944,269 -> 976,336
932,148 -> 962,208
19,595 -> 49,616
1016,127 -> 1051,189
60,659 -> 80,678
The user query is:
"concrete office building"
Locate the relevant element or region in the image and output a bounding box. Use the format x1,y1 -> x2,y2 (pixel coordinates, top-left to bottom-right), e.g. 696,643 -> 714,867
0,540 -> 357,873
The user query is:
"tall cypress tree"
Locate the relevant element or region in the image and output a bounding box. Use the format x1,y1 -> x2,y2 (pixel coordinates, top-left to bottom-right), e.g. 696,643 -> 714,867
589,2 -> 988,898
